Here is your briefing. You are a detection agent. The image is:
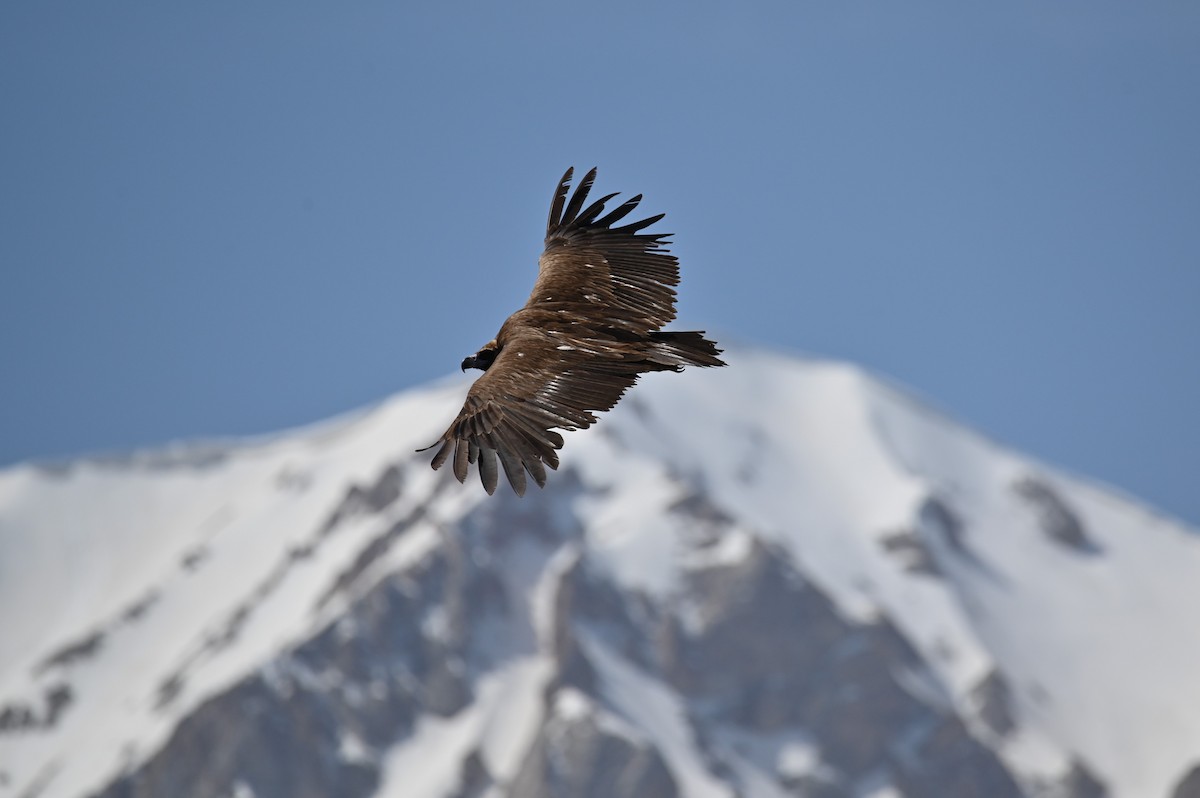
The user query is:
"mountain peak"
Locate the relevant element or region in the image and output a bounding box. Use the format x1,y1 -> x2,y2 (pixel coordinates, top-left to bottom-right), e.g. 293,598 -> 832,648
2,346 -> 1198,798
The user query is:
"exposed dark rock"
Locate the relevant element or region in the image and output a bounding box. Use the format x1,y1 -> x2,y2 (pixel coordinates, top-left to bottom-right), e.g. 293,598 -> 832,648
1058,758 -> 1108,798
554,553 -> 657,676
450,748 -> 493,798
456,468 -> 585,549
43,683 -> 73,727
920,496 -> 968,554
206,602 -> 253,652
664,540 -> 914,755
546,558 -> 599,694
651,535 -> 1024,789
508,700 -> 678,798
782,772 -> 852,798
919,496 -> 1009,585
317,508 -> 432,609
96,676 -> 380,798
0,702 -> 37,732
971,669 -> 1017,738
319,464 -> 406,537
670,489 -> 736,529
892,714 -> 1025,798
154,673 -> 184,710
1172,763 -> 1200,798
879,528 -> 943,577
35,630 -> 105,673
1013,477 -> 1100,554
179,546 -> 208,572
120,590 -> 160,623
662,538 -> 840,704
0,683 -> 75,733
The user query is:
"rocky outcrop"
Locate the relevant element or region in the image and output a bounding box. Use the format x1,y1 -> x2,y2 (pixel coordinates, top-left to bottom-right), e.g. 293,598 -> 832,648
971,669 -> 1017,738
91,472 -> 1031,798
879,527 -> 943,577
1013,476 -> 1100,554
509,693 -> 677,798
1172,764 -> 1200,798
1058,759 -> 1109,798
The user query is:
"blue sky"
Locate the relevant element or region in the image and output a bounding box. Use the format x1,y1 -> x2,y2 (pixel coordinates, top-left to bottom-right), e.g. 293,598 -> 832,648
2,3 -> 1198,524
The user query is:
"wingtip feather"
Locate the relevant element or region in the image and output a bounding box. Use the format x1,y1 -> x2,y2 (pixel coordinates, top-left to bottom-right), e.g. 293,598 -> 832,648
547,167 -> 575,234
452,438 -> 469,483
595,194 -> 642,228
429,439 -> 452,471
561,167 -> 597,227
478,445 -> 499,495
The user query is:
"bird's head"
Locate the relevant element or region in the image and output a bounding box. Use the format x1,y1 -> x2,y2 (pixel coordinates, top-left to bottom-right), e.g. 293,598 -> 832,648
462,341 -> 499,372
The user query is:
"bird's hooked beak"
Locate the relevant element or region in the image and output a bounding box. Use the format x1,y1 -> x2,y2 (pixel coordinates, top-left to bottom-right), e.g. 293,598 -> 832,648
462,340 -> 498,373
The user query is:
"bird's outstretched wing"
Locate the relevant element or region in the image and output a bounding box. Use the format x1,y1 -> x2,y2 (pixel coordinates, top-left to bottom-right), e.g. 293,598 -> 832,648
528,167 -> 680,333
422,329 -> 642,496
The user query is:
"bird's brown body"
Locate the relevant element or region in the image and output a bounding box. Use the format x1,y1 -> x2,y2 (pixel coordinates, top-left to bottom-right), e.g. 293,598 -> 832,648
421,167 -> 725,495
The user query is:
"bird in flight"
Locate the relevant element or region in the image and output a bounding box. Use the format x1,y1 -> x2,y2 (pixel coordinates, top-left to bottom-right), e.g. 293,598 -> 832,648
421,167 -> 725,496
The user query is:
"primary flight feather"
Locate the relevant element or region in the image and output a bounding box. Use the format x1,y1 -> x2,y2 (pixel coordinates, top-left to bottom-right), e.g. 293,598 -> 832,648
420,167 -> 726,496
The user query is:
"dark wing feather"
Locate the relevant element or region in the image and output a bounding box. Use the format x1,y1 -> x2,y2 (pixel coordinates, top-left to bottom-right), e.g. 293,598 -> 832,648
547,167 -> 573,233
527,169 -> 680,335
477,444 -> 498,495
560,167 -> 596,226
594,195 -> 641,228
422,331 -> 640,496
574,192 -> 620,226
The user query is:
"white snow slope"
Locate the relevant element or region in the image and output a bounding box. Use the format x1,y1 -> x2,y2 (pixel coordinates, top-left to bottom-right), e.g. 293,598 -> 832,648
1,346 -> 1198,798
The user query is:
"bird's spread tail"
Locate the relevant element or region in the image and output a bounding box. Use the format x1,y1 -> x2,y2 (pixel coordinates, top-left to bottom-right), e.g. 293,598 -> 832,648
647,331 -> 726,369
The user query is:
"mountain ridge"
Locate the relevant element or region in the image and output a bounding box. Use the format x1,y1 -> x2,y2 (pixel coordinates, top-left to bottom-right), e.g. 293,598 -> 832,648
2,345 -> 1198,798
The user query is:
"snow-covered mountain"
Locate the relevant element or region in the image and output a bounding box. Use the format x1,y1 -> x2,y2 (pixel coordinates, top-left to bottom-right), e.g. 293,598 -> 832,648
2,346 -> 1199,798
